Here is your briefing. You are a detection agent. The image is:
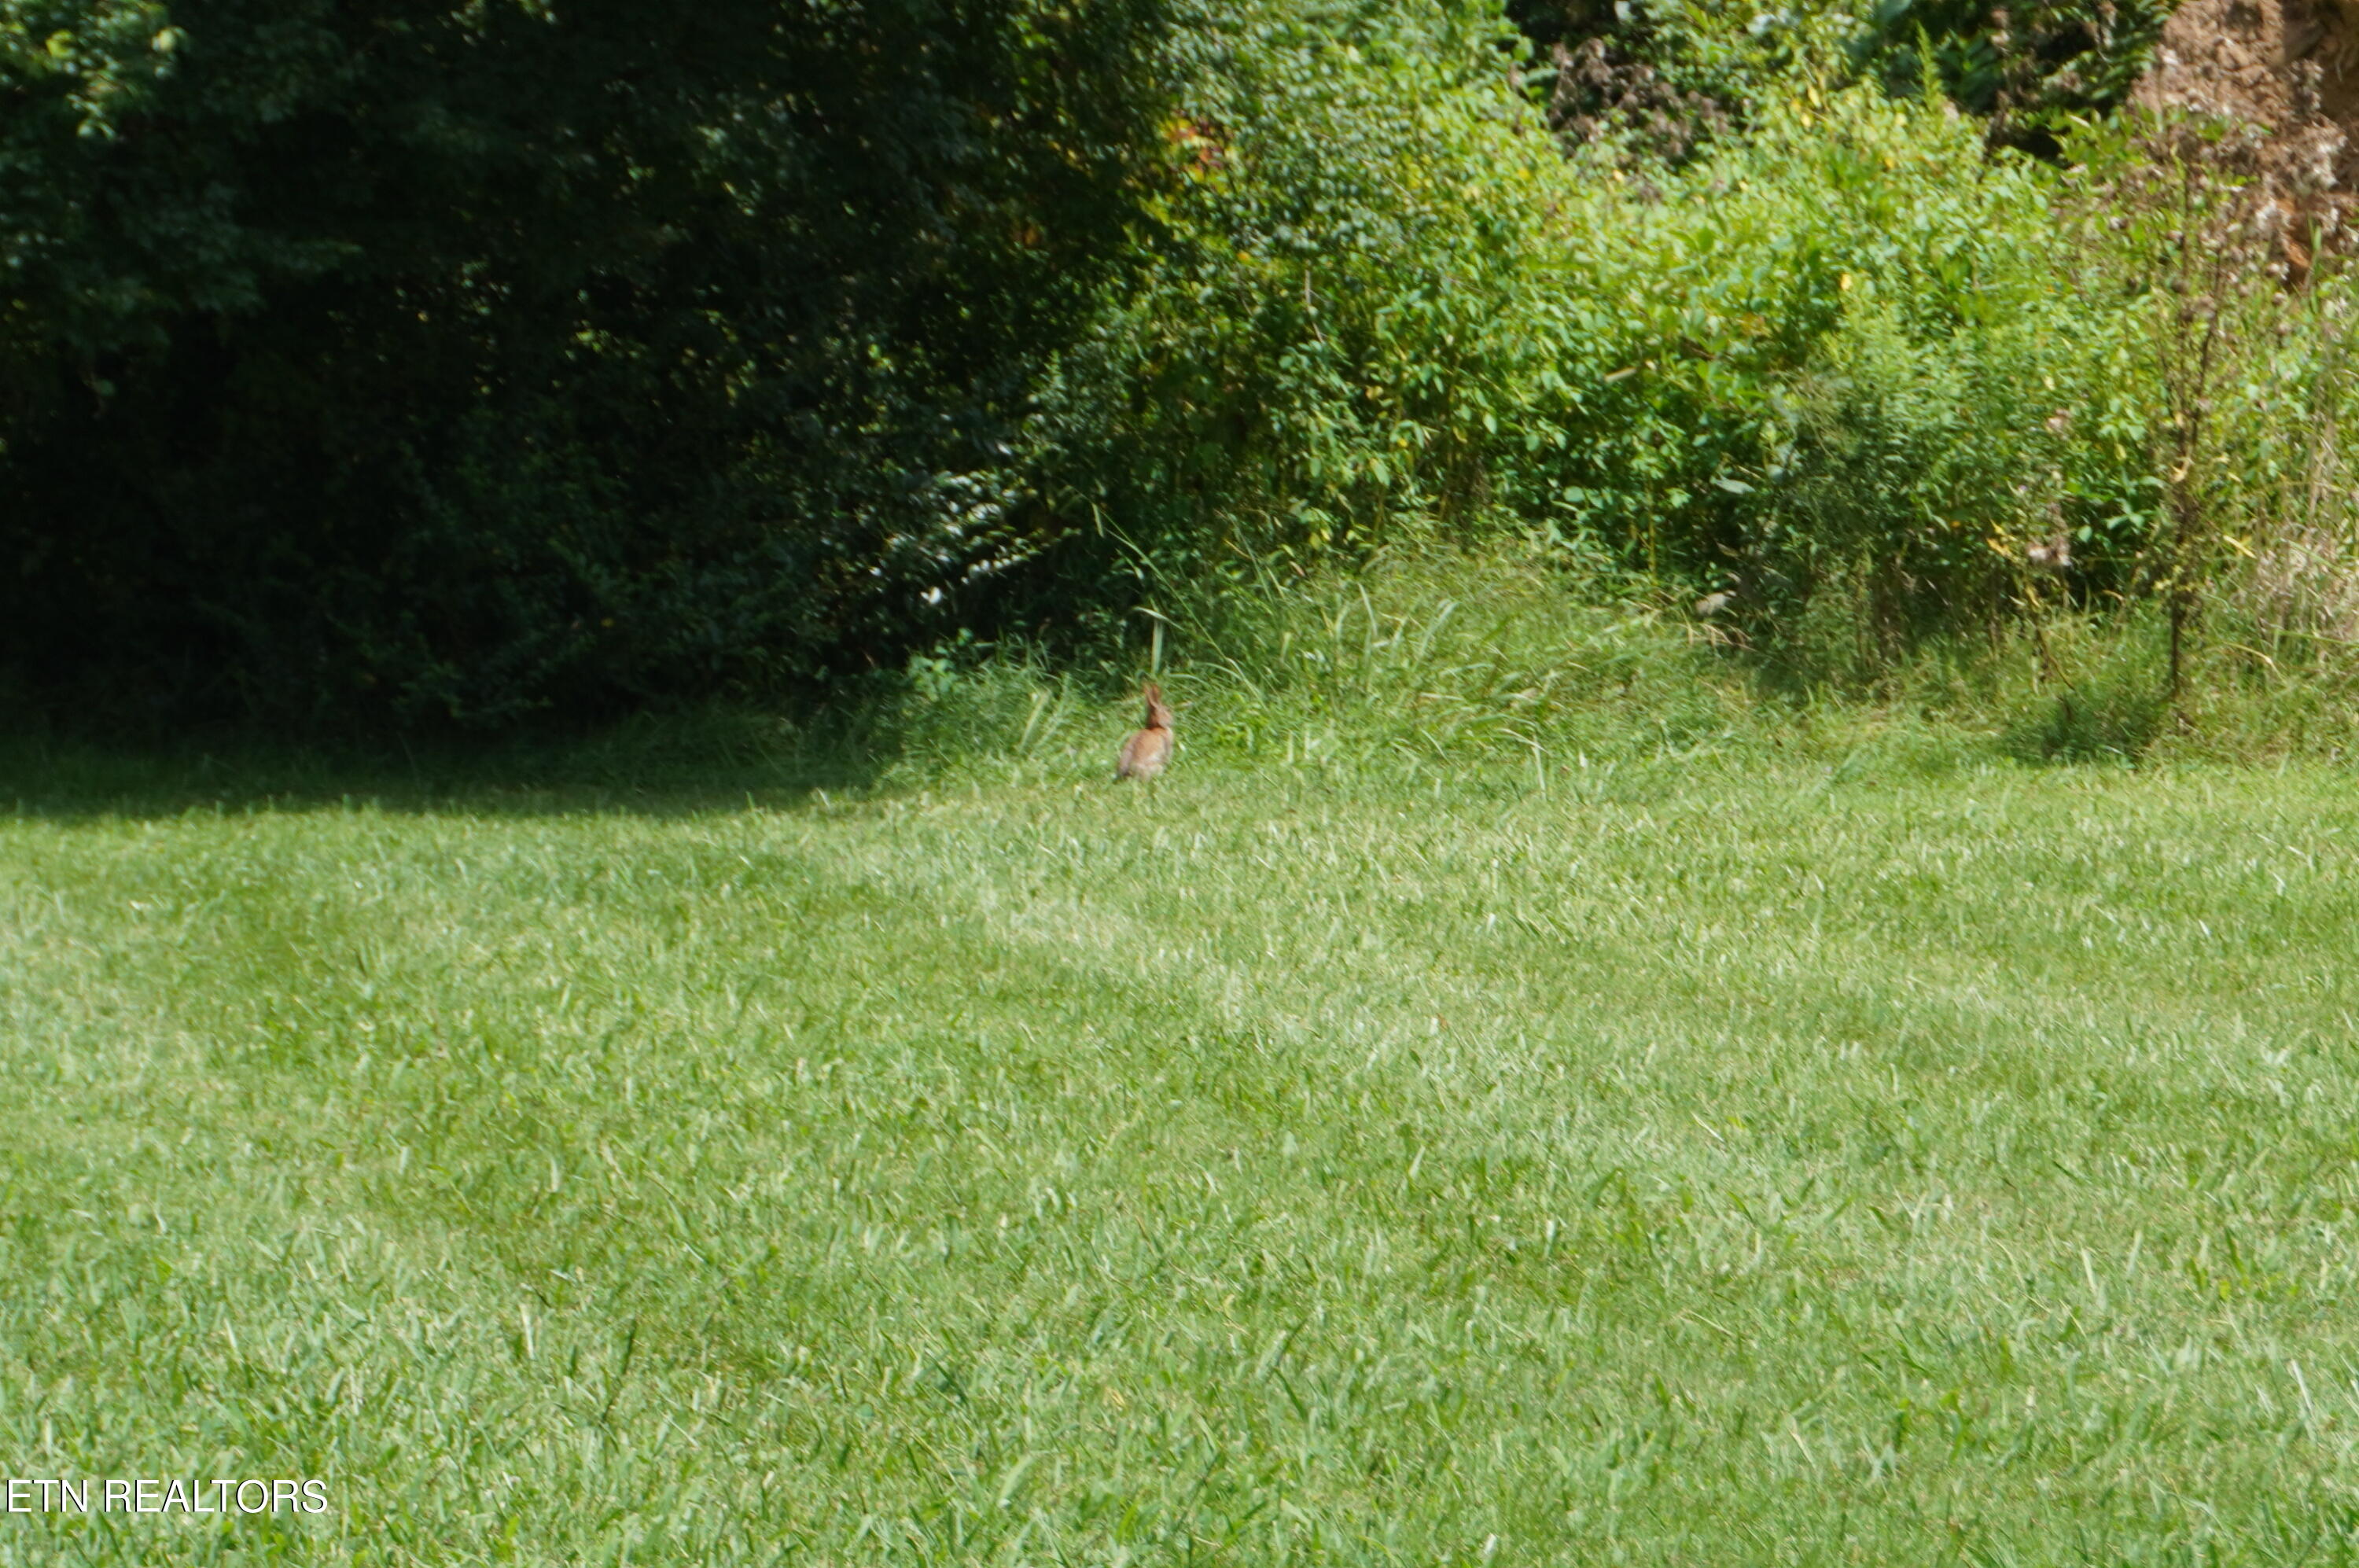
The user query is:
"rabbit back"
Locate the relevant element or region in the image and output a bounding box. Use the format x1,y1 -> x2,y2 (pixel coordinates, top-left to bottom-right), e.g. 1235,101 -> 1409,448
1116,726 -> 1172,780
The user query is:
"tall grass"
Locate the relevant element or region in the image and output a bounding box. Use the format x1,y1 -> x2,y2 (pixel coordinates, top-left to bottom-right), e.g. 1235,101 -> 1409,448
882,545 -> 2359,798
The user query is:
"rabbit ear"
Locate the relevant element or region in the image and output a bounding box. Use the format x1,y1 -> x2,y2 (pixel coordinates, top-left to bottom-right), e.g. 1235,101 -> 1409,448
1143,682 -> 1161,701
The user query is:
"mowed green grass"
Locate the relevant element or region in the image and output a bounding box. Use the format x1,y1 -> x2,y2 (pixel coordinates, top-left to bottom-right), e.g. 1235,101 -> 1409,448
7,749 -> 2359,1565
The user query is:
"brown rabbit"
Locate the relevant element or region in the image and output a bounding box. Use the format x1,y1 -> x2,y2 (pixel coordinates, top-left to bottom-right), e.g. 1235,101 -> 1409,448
1114,683 -> 1175,781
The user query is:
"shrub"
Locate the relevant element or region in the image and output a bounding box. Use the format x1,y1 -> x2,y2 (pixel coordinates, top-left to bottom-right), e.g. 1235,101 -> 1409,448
0,0 -> 1168,728
1014,0 -> 1580,617
1850,0 -> 2170,149
1027,30 -> 2169,683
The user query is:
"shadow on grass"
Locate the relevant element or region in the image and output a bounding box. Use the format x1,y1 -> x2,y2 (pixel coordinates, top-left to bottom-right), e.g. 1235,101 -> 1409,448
2000,680 -> 2166,765
0,706 -> 904,823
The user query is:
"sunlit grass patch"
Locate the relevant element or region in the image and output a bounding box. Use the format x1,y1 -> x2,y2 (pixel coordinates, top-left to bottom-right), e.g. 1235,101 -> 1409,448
5,716 -> 2359,1562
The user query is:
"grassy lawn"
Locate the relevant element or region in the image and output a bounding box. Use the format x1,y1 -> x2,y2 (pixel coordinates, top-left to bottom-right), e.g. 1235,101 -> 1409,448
6,742 -> 2359,1563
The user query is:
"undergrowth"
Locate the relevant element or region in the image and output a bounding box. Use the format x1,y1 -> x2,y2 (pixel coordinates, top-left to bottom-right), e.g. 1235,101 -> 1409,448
7,544 -> 2355,826
881,548 -> 2359,799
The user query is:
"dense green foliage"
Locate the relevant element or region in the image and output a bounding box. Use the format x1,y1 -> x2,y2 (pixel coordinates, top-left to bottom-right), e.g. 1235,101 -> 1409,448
0,0 -> 1165,725
1850,0 -> 2171,144
1041,24 -> 2111,665
6,0 -> 2356,742
1039,0 -> 2359,715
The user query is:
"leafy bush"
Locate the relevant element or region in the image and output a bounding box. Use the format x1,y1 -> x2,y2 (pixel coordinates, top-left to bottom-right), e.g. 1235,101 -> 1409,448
1025,26 -> 2173,681
1014,0 -> 1579,619
1668,98 -> 2162,678
0,0 -> 1168,728
1514,0 -> 1853,164
1850,0 -> 2169,149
